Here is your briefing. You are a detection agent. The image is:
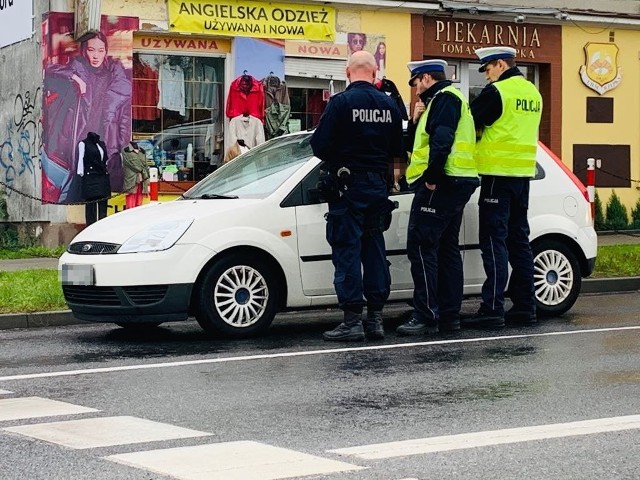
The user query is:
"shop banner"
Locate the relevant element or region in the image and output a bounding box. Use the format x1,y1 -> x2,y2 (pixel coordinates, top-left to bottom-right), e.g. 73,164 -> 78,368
0,0 -> 33,48
168,0 -> 335,42
133,34 -> 231,53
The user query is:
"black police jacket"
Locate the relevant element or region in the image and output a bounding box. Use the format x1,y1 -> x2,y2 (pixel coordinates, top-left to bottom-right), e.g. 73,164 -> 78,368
310,81 -> 404,174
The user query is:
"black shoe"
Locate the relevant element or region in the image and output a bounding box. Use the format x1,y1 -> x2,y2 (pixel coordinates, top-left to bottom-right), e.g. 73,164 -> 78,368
461,311 -> 505,329
323,311 -> 365,342
396,316 -> 438,336
505,308 -> 537,326
364,310 -> 384,340
439,318 -> 461,332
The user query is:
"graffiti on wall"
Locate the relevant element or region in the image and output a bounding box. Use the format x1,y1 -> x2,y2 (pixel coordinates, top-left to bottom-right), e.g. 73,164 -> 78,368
0,88 -> 43,195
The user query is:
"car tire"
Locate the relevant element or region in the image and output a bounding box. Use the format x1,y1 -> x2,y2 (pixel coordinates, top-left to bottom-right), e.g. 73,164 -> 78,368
195,253 -> 278,337
531,239 -> 581,317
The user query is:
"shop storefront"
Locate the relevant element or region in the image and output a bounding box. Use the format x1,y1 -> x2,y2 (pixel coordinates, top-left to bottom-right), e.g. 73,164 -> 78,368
411,15 -> 562,153
131,34 -> 231,192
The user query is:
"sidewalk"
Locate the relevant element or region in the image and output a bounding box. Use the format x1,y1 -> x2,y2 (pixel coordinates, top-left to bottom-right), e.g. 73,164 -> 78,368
1,233 -> 639,330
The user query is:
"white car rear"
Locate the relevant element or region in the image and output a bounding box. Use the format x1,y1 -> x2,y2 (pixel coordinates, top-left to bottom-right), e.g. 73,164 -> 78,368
59,133 -> 596,337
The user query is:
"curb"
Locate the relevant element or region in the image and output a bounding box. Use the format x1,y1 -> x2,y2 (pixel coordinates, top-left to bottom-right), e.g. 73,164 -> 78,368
1,277 -> 640,331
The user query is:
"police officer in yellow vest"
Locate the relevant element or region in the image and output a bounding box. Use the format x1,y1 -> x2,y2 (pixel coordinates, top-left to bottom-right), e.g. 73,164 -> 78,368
396,59 -> 479,336
462,46 -> 542,329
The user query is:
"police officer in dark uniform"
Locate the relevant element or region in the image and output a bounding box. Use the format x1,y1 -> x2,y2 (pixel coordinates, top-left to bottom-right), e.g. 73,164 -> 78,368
463,46 -> 543,328
395,60 -> 479,336
310,51 -> 404,342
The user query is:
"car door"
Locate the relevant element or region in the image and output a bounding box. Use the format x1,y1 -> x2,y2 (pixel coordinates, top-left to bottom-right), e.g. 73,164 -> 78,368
292,165 -> 414,299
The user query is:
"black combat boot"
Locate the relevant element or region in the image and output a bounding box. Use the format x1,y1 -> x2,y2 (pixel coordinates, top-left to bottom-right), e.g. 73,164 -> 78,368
363,309 -> 384,340
461,310 -> 505,329
505,307 -> 537,326
323,311 -> 365,342
396,315 -> 439,336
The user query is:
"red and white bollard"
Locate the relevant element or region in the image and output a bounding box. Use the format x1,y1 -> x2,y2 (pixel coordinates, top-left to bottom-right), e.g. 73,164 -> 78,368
149,167 -> 159,203
586,158 -> 596,221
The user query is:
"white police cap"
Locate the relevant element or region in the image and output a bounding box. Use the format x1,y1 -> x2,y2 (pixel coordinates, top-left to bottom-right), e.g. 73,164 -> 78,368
407,59 -> 448,86
475,46 -> 517,72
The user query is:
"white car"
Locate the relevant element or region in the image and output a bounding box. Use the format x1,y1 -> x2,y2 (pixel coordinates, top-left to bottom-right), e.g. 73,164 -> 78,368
59,132 -> 597,337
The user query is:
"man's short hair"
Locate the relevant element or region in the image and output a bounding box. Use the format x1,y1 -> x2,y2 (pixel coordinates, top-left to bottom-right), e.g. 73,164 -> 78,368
429,71 -> 446,82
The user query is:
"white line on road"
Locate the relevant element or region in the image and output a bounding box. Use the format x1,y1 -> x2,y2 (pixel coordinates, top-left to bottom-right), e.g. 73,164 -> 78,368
0,396 -> 98,422
0,389 -> 12,394
328,414 -> 640,459
107,441 -> 365,479
4,416 -> 212,449
0,325 -> 639,383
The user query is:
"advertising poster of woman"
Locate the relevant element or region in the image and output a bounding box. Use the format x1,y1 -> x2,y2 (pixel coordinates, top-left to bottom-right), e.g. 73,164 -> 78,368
342,32 -> 387,81
41,13 -> 137,204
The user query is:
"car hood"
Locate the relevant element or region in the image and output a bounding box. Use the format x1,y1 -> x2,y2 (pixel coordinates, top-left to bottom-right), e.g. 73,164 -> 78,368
70,199 -> 260,245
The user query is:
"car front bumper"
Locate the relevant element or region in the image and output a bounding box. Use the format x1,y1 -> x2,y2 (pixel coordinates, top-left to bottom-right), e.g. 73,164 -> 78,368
63,283 -> 193,323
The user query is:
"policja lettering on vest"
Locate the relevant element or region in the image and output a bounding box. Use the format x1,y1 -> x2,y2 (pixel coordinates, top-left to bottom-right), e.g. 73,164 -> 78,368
352,108 -> 392,123
515,98 -> 541,112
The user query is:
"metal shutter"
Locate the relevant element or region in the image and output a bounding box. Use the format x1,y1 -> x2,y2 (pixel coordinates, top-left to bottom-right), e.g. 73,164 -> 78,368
285,57 -> 347,81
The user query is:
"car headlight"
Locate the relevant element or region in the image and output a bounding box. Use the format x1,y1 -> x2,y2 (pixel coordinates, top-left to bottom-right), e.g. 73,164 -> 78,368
117,219 -> 194,254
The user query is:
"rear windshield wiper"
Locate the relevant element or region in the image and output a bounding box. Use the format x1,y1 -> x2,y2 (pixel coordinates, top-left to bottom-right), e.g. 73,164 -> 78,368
190,193 -> 239,199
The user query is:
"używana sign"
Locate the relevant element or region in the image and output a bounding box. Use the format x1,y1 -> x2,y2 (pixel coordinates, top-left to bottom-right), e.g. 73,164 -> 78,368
168,0 -> 335,41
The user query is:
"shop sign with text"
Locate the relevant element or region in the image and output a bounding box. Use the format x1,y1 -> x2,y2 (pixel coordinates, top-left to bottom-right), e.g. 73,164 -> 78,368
168,0 -> 336,41
133,34 -> 231,53
0,0 -> 32,48
285,40 -> 347,59
423,18 -> 560,63
579,42 -> 622,95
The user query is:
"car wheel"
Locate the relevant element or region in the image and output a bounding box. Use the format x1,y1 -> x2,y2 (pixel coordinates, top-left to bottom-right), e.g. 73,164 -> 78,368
195,253 -> 278,337
532,239 -> 581,317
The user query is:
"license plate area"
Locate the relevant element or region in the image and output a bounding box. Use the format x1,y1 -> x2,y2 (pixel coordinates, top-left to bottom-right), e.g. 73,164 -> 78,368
60,264 -> 95,286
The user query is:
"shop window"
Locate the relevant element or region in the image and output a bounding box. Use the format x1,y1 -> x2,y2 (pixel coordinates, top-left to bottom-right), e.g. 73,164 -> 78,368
289,88 -> 327,132
132,54 -> 225,182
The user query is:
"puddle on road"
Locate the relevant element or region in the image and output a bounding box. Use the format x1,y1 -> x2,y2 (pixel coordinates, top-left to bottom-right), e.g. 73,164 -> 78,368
333,380 -> 544,412
592,370 -> 640,386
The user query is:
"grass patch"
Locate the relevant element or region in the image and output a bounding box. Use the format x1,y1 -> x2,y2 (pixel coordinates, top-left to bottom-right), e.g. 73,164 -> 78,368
0,269 -> 66,314
0,246 -> 66,260
592,244 -> 640,278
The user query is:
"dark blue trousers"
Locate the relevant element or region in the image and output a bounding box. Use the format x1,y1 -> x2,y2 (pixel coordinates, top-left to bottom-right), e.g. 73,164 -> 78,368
325,173 -> 391,313
407,182 -> 477,326
478,176 -> 535,316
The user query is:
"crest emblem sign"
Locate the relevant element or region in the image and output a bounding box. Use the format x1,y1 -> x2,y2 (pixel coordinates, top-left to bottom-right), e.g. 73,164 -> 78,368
579,42 -> 622,95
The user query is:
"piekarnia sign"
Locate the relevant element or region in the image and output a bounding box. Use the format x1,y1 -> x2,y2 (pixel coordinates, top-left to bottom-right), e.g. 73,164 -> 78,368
168,0 -> 336,41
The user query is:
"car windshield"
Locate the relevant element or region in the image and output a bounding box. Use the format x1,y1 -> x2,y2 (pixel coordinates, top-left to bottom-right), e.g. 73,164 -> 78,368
182,133 -> 314,200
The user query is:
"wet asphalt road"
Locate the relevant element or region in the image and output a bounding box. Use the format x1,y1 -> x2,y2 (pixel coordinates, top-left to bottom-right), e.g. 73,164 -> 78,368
0,292 -> 639,480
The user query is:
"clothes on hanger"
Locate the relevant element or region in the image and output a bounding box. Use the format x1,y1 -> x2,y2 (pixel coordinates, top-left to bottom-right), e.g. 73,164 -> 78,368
133,55 -> 160,121
226,73 -> 265,121
228,114 -> 265,148
122,142 -> 150,209
262,74 -> 291,139
158,60 -> 186,116
374,78 -> 409,121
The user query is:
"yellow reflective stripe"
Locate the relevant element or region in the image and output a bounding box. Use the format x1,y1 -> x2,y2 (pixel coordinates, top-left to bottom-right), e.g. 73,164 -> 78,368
450,157 -> 477,168
452,142 -> 475,153
477,143 -> 537,154
477,158 -> 536,168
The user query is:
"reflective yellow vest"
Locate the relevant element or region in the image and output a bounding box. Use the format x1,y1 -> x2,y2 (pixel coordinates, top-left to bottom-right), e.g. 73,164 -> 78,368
406,86 -> 477,185
475,76 -> 542,177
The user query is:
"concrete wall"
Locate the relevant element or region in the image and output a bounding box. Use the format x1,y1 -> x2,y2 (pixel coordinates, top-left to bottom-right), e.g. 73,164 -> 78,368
0,0 -> 67,225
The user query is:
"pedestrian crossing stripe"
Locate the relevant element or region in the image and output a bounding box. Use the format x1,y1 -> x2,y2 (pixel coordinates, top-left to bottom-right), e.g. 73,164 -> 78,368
3,416 -> 212,449
328,414 -> 640,459
0,396 -> 98,422
106,441 -> 365,480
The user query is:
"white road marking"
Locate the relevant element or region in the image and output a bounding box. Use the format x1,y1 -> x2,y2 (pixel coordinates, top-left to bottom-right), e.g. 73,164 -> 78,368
328,414 -> 640,459
0,397 -> 98,422
106,440 -> 365,480
4,416 -> 211,449
0,326 -> 638,383
0,389 -> 12,394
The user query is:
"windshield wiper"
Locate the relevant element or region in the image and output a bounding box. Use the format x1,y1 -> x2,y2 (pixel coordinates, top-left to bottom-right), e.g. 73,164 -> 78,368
190,193 -> 239,199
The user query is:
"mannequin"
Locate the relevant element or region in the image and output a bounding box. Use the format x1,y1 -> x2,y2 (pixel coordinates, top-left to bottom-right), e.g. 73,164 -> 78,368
77,132 -> 110,225
122,141 -> 150,209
